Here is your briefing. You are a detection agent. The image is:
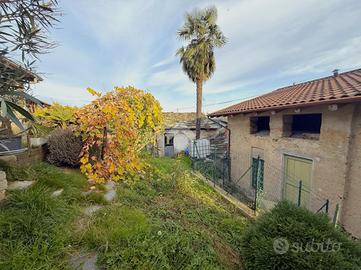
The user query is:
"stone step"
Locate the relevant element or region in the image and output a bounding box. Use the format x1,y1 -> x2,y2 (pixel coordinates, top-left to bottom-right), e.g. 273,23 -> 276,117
7,180 -> 35,191
69,252 -> 98,270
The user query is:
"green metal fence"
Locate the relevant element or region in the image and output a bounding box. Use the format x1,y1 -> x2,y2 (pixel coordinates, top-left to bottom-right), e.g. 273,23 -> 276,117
192,145 -> 339,225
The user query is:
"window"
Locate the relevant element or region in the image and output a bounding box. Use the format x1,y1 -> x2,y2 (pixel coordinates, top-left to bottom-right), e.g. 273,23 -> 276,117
164,134 -> 174,146
250,116 -> 270,135
283,113 -> 322,139
251,157 -> 264,190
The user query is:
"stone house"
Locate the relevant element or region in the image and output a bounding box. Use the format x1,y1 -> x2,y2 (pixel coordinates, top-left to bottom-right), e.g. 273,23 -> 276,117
157,113 -> 227,157
210,68 -> 361,238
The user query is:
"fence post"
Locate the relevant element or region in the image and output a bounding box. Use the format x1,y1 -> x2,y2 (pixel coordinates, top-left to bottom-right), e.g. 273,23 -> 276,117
222,157 -> 225,189
333,203 -> 340,227
297,180 -> 302,207
253,156 -> 260,213
325,199 -> 329,214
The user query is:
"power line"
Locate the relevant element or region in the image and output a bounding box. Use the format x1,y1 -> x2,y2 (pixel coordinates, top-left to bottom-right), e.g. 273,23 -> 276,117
175,94 -> 258,111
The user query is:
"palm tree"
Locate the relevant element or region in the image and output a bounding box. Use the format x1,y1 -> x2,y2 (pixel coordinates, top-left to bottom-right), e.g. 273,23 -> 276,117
177,6 -> 226,139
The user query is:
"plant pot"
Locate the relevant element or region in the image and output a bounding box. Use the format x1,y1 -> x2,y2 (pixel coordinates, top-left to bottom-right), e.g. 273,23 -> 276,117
0,136 -> 22,152
30,137 -> 48,147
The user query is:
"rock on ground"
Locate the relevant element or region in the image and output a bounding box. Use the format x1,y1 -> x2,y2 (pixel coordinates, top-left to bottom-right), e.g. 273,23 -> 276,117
69,252 -> 98,270
104,189 -> 116,202
7,181 -> 35,191
51,188 -> 64,197
104,181 -> 115,191
0,171 -> 7,201
83,205 -> 103,216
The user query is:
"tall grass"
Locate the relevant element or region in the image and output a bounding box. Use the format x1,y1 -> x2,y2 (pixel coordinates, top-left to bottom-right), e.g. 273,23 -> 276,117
0,163 -> 87,270
0,157 -> 249,270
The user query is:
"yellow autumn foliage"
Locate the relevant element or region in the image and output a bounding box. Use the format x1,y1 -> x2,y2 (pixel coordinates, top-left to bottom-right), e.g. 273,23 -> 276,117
34,102 -> 77,129
76,86 -> 163,183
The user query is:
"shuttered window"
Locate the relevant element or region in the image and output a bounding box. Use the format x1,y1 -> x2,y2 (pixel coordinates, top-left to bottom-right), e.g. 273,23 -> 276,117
251,158 -> 264,190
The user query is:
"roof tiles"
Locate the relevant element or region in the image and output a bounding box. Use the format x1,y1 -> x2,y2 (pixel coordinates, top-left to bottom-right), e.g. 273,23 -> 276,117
210,68 -> 361,117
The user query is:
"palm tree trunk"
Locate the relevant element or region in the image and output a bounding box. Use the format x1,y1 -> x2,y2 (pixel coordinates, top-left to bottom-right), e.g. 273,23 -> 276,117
196,78 -> 203,139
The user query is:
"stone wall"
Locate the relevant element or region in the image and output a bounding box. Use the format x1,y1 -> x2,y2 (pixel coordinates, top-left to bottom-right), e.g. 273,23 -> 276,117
0,146 -> 46,166
0,170 -> 7,201
16,146 -> 46,165
341,103 -> 361,237
228,102 -> 361,238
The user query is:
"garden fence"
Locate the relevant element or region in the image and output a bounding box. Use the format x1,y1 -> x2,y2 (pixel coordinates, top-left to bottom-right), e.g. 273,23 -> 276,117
191,141 -> 339,225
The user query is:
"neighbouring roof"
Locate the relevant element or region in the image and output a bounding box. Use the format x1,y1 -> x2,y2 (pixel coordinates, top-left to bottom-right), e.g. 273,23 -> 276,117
210,68 -> 361,117
0,56 -> 42,82
163,112 -> 204,127
166,117 -> 227,131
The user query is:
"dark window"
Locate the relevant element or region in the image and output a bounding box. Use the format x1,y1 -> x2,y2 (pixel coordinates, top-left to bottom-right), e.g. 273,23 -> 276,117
164,134 -> 174,146
251,158 -> 264,190
292,114 -> 322,133
250,116 -> 270,135
283,113 -> 322,139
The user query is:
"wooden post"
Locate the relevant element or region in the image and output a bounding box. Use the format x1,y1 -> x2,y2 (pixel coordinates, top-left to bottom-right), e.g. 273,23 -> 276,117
26,133 -> 31,157
297,180 -> 303,207
325,199 -> 329,214
253,156 -> 260,214
333,203 -> 340,227
100,126 -> 107,160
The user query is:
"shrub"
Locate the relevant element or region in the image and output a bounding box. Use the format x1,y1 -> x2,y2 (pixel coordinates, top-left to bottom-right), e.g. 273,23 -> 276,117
77,86 -> 163,183
34,102 -> 77,129
240,201 -> 361,270
47,128 -> 82,167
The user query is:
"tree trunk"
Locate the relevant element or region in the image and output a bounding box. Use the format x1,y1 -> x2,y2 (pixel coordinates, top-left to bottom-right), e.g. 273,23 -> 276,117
196,78 -> 203,139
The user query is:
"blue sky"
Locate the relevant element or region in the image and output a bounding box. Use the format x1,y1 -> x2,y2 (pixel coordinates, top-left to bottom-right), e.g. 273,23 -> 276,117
33,0 -> 361,113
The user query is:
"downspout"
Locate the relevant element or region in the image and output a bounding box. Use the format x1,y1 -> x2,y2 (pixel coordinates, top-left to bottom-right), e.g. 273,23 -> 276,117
340,103 -> 360,225
207,116 -> 232,182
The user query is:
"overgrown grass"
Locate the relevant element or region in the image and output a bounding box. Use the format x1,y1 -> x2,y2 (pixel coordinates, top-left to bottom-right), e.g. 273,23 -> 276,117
0,163 -> 88,270
2,157 -> 360,269
0,157 -> 249,269
77,156 -> 248,269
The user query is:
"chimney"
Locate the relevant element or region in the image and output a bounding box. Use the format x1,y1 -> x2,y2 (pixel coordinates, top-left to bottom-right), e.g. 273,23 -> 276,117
333,69 -> 339,77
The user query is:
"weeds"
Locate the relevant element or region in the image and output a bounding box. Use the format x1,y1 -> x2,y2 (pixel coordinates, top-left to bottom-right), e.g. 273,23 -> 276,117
1,157 -> 248,270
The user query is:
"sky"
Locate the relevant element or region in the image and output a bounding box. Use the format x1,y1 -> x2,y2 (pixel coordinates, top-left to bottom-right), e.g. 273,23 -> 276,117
32,0 -> 361,113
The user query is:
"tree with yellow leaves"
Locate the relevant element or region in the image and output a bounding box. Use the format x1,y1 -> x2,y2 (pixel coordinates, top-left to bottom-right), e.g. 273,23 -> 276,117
76,86 -> 163,183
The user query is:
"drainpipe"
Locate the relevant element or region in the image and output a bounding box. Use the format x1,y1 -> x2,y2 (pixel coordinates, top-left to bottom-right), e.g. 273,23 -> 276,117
207,116 -> 232,182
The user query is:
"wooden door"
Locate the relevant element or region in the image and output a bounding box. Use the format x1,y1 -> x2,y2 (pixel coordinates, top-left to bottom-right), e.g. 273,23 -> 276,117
284,155 -> 312,208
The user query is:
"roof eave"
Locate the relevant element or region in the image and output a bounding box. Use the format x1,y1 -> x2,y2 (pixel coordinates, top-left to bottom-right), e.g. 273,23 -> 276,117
209,95 -> 361,117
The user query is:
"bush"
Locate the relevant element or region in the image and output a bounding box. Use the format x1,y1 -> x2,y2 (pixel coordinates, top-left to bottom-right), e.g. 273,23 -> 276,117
47,128 -> 82,167
240,201 -> 361,270
34,102 -> 77,129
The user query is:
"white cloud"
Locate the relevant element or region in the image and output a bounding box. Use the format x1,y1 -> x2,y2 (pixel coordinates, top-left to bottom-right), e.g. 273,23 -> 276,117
34,0 -> 361,111
32,80 -> 95,107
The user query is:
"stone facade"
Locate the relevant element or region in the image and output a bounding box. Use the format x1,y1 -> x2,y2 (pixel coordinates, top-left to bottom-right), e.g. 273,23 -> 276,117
0,170 -> 7,201
228,102 -> 361,238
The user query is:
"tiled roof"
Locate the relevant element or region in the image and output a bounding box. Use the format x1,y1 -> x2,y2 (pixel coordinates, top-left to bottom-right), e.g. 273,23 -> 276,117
210,68 -> 361,117
166,117 -> 227,130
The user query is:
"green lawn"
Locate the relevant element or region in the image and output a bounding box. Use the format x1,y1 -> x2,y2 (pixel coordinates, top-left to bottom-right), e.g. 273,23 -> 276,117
0,156 -> 249,269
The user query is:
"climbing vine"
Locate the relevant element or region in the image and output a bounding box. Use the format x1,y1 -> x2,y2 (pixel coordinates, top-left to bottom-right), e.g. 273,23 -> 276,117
76,86 -> 163,183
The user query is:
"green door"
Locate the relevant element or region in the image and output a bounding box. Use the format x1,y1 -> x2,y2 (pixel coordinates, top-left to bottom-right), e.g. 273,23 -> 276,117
284,155 -> 312,208
252,158 -> 264,190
